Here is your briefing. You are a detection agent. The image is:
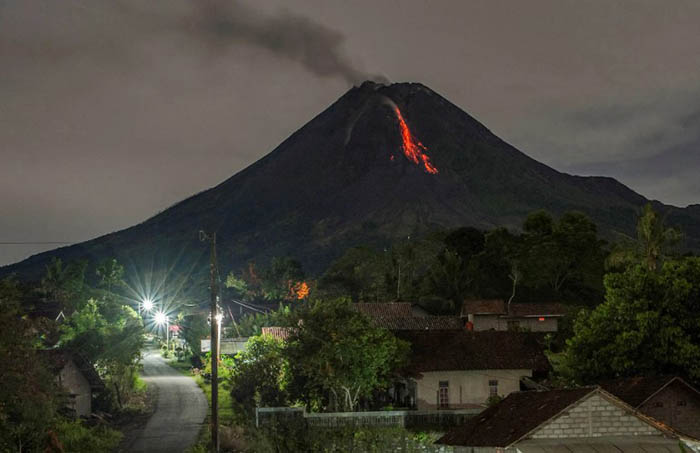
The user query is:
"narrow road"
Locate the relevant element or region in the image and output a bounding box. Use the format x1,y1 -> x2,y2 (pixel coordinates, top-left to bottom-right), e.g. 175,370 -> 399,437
127,349 -> 208,453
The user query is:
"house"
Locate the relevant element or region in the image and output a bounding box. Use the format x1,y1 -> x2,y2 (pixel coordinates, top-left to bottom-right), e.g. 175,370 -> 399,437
393,330 -> 550,410
601,376 -> 700,440
40,349 -> 104,418
353,302 -> 430,318
461,299 -> 566,332
354,302 -> 464,331
437,386 -> 700,452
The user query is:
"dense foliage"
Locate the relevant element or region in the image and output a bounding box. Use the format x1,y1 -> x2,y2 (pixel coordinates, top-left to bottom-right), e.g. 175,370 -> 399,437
286,299 -> 410,411
318,210 -> 607,313
226,298 -> 409,414
0,257 -> 143,451
563,257 -> 700,384
229,335 -> 289,414
0,279 -> 59,451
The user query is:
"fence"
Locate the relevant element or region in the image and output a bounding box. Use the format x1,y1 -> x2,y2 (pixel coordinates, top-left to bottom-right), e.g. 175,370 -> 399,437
256,407 -> 481,429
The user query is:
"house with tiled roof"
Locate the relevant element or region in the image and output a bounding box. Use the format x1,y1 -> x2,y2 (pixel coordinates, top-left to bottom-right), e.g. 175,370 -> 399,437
601,376 -> 700,440
354,302 -> 463,331
461,299 -> 566,332
437,386 -> 700,452
39,349 -> 104,418
390,330 -> 550,410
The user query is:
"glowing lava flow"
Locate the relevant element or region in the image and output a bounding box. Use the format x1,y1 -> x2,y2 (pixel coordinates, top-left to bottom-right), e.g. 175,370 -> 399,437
392,106 -> 438,174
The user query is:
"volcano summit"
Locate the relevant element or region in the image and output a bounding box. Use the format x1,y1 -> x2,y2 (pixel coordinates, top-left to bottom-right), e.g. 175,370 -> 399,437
3,82 -> 700,280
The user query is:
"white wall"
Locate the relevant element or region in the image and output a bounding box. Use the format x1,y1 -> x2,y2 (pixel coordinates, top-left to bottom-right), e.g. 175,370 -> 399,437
472,315 -> 558,332
531,392 -> 661,438
415,369 -> 532,410
58,360 -> 92,417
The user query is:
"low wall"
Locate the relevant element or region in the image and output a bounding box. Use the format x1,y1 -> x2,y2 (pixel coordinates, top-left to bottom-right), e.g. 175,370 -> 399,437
256,407 -> 481,429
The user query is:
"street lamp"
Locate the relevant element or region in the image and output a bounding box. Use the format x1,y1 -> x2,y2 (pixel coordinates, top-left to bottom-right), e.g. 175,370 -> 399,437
139,298 -> 154,315
154,311 -> 169,350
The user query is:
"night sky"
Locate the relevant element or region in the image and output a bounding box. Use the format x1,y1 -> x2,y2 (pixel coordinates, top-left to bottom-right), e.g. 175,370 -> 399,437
2,0 -> 700,267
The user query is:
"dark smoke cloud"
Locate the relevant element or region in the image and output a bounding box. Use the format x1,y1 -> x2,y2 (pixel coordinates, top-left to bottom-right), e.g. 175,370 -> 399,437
190,0 -> 386,85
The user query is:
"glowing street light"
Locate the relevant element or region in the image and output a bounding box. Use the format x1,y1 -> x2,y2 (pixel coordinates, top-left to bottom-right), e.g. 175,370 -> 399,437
154,311 -> 169,350
215,312 -> 223,359
139,298 -> 154,316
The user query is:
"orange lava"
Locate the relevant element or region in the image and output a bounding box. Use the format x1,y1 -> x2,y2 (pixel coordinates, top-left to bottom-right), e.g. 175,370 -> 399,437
392,106 -> 438,174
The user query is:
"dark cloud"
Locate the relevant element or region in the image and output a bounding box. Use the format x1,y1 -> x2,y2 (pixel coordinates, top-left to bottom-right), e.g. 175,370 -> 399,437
187,0 -> 385,84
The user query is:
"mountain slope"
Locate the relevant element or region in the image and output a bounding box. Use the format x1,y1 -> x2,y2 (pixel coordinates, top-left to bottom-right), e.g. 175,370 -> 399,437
3,81 -> 699,281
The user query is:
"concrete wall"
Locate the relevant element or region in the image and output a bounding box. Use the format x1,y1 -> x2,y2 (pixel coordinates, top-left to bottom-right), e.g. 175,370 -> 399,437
58,360 -> 92,417
531,392 -> 661,439
472,315 -> 558,332
415,369 -> 531,410
472,315 -> 500,331
639,380 -> 700,439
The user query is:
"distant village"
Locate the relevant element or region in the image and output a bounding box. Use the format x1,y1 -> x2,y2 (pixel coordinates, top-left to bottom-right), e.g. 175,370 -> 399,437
3,205 -> 700,452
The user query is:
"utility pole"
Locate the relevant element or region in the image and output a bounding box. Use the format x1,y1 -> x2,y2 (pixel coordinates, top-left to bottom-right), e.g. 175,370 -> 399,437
200,230 -> 219,453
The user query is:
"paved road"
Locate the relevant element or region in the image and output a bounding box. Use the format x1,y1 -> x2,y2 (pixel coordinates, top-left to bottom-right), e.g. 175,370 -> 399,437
127,350 -> 208,453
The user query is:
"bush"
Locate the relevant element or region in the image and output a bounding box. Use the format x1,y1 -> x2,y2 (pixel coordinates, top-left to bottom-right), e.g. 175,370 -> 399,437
53,418 -> 122,452
190,354 -> 204,369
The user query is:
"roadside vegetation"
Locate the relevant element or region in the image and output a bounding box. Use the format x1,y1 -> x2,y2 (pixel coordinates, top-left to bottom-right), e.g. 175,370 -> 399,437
0,259 -> 146,452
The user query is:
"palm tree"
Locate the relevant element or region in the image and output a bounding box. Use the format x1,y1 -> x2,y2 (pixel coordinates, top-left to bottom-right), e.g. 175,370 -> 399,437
608,203 -> 682,271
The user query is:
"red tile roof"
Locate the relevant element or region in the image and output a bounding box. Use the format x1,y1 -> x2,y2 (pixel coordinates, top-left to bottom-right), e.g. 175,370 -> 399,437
437,387 -> 595,447
507,303 -> 567,317
600,376 -> 698,408
353,302 -> 414,317
371,316 -> 463,330
460,299 -> 505,316
461,300 -> 567,317
395,330 -> 550,374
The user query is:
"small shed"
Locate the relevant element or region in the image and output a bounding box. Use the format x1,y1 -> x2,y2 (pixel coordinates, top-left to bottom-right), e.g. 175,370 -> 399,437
40,350 -> 104,418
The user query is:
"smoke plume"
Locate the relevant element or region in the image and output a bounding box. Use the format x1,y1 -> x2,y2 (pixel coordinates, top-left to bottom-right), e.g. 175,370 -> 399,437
190,0 -> 386,85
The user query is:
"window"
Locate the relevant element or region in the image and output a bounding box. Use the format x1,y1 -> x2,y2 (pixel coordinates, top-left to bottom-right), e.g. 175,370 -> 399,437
439,381 -> 449,408
489,379 -> 499,397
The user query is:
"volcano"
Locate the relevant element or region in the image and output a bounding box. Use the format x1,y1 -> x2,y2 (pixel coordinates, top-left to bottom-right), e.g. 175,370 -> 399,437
4,81 -> 700,281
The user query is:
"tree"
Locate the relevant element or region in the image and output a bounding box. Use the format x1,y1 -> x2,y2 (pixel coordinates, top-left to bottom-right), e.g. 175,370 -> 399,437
320,247 -> 389,302
229,335 -> 289,415
179,312 -> 210,355
60,300 -> 144,409
471,227 -> 523,302
608,203 -> 682,272
522,211 -> 606,302
562,258 -> 700,384
285,298 -> 409,411
226,258 -> 307,303
0,278 -> 58,451
40,257 -> 88,313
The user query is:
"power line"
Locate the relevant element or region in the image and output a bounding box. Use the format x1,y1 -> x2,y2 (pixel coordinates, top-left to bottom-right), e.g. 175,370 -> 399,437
0,241 -> 74,245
